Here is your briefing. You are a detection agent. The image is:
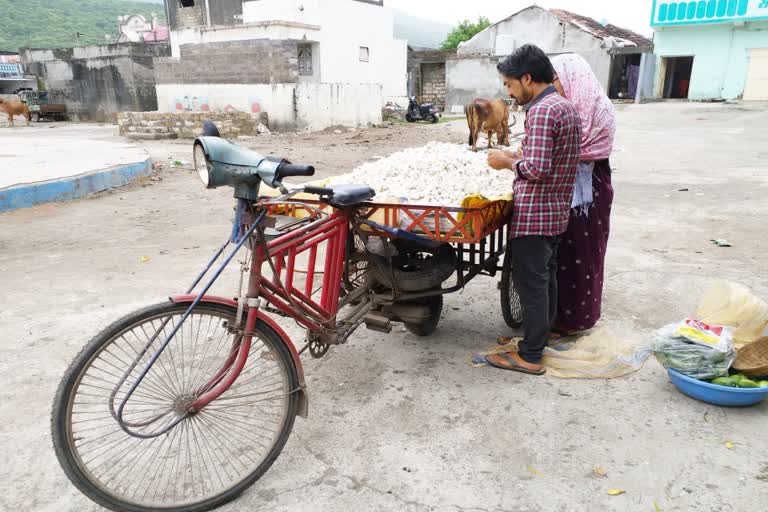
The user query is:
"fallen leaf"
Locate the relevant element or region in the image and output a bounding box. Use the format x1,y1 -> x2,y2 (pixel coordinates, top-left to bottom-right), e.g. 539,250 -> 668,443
607,489 -> 625,496
725,441 -> 735,450
527,466 -> 543,477
593,466 -> 608,478
139,256 -> 150,263
654,501 -> 663,512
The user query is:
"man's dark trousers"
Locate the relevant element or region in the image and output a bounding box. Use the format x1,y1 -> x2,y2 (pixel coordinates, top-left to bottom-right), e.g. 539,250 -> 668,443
509,235 -> 560,364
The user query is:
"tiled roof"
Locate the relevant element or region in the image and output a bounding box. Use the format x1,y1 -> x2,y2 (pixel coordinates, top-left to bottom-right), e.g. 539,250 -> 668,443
549,8 -> 652,47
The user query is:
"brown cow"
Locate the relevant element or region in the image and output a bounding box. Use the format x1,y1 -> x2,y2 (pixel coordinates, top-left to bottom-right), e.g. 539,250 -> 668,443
0,99 -> 31,127
465,98 -> 510,152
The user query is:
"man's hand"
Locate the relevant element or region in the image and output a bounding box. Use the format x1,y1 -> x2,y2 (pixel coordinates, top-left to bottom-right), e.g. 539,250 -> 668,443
488,149 -> 517,171
504,147 -> 523,160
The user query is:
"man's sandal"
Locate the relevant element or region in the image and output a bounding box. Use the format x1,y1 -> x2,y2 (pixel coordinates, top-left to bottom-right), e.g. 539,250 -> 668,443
485,351 -> 546,376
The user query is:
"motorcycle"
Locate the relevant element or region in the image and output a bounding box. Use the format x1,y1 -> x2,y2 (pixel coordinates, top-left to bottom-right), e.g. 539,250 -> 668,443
405,96 -> 441,124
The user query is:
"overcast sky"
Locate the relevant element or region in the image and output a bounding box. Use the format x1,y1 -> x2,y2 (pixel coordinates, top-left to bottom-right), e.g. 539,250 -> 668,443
386,0 -> 654,36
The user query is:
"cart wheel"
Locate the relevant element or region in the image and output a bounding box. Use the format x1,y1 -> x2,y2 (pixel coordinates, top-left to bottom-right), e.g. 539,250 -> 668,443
342,233 -> 372,297
431,115 -> 439,124
405,113 -> 415,123
404,295 -> 443,337
500,246 -> 523,328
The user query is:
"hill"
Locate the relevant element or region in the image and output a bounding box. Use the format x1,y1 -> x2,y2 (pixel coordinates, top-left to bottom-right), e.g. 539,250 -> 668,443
0,0 -> 166,52
393,10 -> 452,49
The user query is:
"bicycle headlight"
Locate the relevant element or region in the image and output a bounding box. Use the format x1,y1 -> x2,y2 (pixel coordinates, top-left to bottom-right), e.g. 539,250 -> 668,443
193,143 -> 211,188
192,136 -> 285,194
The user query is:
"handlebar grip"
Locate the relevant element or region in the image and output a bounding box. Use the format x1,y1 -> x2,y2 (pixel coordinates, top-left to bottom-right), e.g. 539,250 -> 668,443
278,163 -> 315,178
304,185 -> 334,197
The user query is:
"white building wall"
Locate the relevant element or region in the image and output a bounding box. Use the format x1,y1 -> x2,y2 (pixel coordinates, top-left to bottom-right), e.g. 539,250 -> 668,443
169,0 -> 407,102
294,82 -> 384,131
242,0 -> 323,25
457,7 -> 612,89
243,0 -> 406,101
445,58 -> 508,114
155,82 -> 383,131
156,83 -> 295,128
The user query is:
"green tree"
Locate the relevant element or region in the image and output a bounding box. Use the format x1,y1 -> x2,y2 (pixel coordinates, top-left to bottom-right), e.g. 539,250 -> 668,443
440,16 -> 491,50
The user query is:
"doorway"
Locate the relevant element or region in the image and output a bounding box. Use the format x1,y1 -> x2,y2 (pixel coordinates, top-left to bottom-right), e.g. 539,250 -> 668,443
420,62 -> 447,112
662,56 -> 694,99
609,53 -> 643,100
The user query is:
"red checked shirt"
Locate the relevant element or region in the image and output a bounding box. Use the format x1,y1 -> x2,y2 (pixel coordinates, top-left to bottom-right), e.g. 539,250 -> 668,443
510,86 -> 582,239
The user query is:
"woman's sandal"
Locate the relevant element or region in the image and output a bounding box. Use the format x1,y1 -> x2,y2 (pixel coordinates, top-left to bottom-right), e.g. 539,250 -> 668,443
551,326 -> 580,338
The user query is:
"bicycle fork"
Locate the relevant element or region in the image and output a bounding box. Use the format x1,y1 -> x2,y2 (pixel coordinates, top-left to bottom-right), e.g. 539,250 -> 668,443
111,203 -> 265,439
187,232 -> 269,412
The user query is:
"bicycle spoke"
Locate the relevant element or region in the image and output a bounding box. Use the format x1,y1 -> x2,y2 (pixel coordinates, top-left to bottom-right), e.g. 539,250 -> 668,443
199,408 -> 279,445
101,344 -> 178,402
189,415 -> 230,489
186,320 -> 234,396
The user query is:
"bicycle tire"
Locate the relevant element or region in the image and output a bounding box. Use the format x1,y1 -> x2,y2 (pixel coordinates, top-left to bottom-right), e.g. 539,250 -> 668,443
51,301 -> 300,512
500,246 -> 524,328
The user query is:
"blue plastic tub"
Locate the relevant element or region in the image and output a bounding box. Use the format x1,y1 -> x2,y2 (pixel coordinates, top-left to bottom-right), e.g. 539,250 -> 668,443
667,369 -> 768,407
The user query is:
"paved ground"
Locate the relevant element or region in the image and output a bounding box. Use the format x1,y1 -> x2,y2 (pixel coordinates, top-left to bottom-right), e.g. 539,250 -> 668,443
1,103 -> 767,512
0,123 -> 148,189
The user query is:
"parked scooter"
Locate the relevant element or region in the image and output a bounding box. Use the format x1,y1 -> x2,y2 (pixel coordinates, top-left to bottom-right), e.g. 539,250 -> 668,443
405,97 -> 441,124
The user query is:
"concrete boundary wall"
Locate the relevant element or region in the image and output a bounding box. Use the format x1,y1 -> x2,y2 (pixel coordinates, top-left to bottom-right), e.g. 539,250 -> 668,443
0,159 -> 152,213
117,111 -> 265,138
20,43 -> 170,121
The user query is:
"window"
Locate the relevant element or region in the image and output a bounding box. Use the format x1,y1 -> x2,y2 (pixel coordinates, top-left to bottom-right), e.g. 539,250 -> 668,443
180,0 -> 195,6
359,46 -> 369,62
298,44 -> 313,76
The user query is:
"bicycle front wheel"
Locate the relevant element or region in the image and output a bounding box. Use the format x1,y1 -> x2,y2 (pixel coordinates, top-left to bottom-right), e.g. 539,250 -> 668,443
52,301 -> 300,512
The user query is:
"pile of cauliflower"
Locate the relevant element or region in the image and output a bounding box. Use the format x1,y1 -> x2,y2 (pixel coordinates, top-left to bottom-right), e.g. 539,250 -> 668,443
328,142 -> 515,206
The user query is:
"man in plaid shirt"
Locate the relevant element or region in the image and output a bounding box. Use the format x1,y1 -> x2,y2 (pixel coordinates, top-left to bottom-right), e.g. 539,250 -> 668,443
486,45 -> 581,376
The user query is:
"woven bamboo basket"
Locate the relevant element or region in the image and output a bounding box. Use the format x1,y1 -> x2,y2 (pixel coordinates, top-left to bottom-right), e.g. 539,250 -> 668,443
733,336 -> 768,378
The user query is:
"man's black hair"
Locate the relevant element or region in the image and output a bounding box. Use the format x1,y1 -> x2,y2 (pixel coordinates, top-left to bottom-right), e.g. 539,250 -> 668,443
497,44 -> 555,83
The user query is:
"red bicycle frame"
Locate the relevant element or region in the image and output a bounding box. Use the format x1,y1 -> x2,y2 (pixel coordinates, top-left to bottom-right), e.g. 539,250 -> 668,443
181,205 -> 352,414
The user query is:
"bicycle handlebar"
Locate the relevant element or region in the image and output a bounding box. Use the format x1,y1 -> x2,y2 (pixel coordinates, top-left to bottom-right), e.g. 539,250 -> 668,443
278,163 -> 315,180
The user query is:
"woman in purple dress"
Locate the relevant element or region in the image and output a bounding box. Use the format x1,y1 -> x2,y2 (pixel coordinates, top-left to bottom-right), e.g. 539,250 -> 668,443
549,54 -> 616,335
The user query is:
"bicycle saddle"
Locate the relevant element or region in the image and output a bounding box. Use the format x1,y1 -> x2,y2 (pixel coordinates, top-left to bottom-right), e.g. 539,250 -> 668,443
326,184 -> 376,206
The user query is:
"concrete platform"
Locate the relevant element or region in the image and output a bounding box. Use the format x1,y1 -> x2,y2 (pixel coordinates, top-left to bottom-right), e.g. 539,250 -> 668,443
0,123 -> 152,212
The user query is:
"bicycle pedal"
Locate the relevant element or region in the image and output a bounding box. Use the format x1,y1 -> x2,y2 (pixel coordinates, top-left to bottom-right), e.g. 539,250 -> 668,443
364,313 -> 392,334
